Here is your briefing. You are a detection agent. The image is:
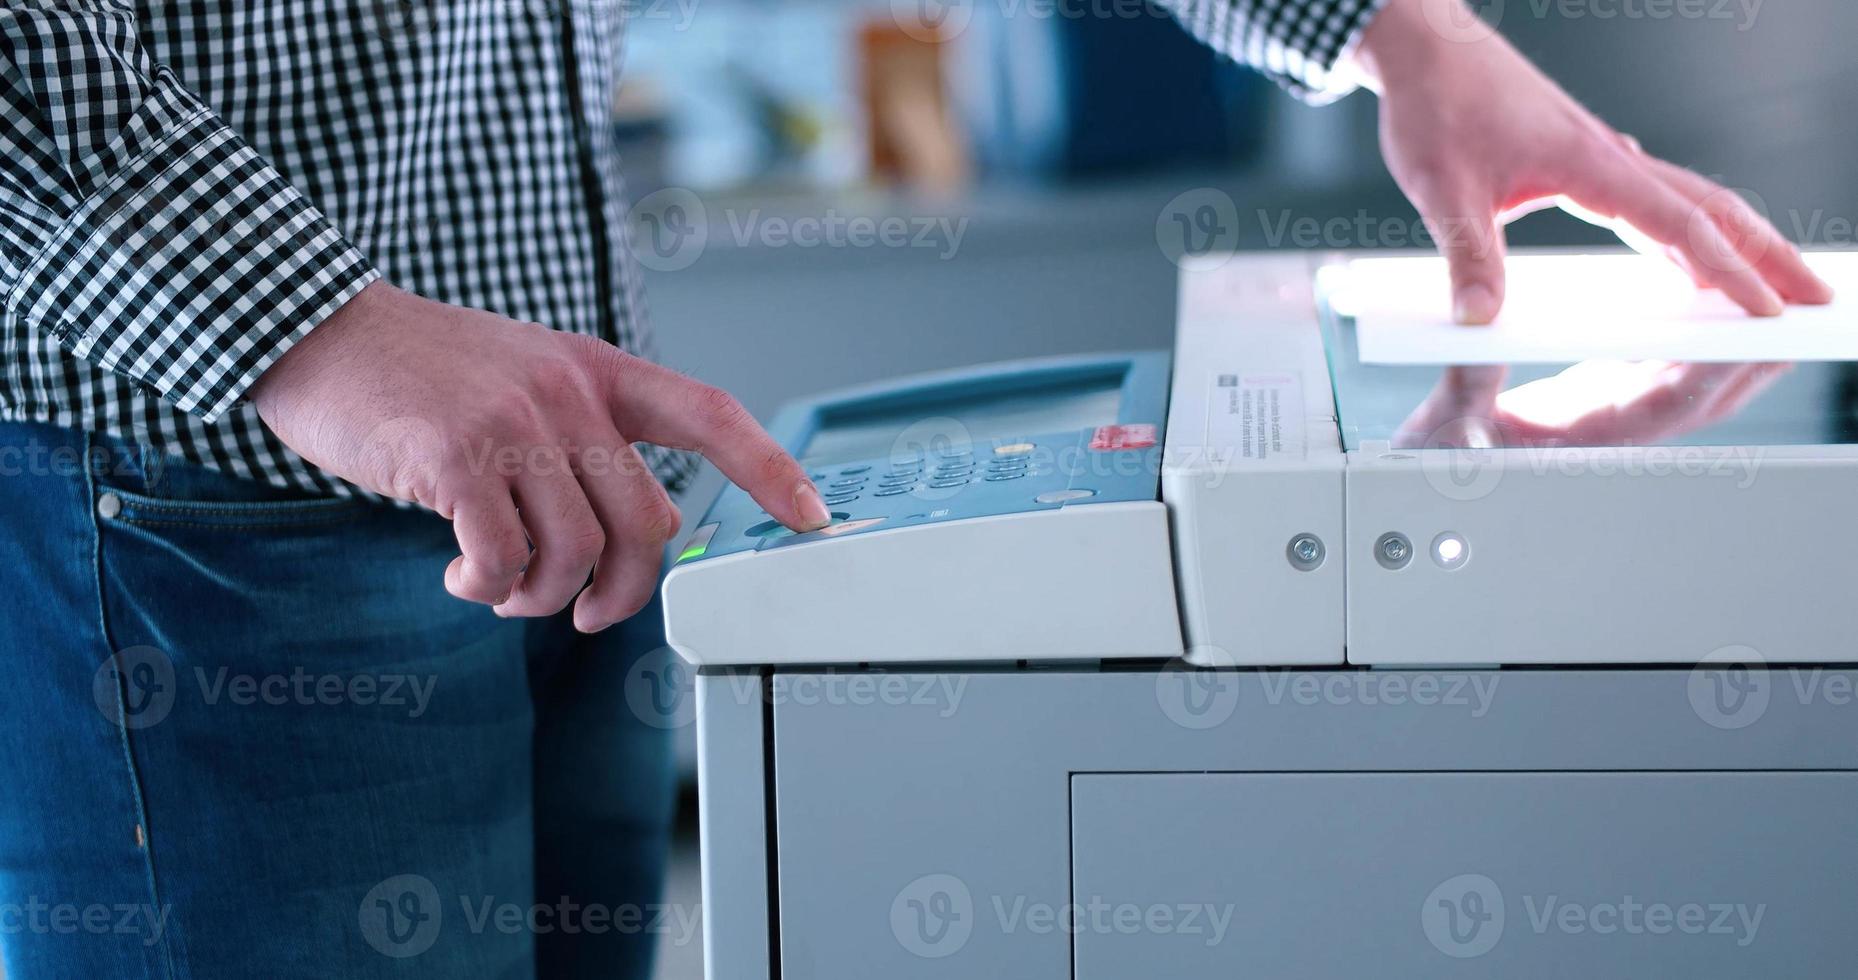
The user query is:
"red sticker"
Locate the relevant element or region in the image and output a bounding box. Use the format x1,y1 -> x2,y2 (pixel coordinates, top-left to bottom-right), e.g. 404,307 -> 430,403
1089,424 -> 1157,451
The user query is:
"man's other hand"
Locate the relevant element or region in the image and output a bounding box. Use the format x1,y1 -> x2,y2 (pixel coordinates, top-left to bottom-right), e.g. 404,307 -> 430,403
1354,0 -> 1834,325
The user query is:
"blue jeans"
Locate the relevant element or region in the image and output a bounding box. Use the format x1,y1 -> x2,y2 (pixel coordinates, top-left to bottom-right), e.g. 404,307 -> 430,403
0,421 -> 677,979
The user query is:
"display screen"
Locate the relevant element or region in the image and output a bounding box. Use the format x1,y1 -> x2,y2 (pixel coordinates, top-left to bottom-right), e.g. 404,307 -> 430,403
801,373 -> 1125,465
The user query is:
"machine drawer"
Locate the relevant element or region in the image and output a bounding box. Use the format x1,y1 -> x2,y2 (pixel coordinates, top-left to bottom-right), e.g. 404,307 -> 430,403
1071,772 -> 1858,979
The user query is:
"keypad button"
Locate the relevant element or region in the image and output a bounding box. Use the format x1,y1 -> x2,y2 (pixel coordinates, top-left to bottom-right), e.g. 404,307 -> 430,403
985,472 -> 1026,482
928,478 -> 968,489
829,478 -> 867,489
879,479 -> 917,490
744,519 -> 790,539
824,493 -> 859,506
874,487 -> 911,497
993,442 -> 1036,456
838,464 -> 871,475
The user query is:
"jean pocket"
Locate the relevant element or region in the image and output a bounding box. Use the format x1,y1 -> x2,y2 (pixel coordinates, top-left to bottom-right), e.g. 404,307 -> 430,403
96,484 -> 373,531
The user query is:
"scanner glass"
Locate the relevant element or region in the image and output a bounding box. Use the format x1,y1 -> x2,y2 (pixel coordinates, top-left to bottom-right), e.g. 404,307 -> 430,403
1315,256 -> 1858,452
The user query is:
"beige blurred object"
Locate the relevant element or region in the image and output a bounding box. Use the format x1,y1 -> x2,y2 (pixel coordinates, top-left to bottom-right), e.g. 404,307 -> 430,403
858,20 -> 971,194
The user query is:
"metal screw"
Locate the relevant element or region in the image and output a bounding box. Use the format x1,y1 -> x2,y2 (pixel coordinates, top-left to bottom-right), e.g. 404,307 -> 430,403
1375,532 -> 1414,570
1286,533 -> 1325,571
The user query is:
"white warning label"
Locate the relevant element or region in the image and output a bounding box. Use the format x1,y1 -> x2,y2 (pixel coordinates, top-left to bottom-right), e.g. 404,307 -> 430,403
1208,372 -> 1305,461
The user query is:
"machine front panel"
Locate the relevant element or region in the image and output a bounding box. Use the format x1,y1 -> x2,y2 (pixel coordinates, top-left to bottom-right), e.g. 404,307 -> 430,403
673,353 -> 1171,565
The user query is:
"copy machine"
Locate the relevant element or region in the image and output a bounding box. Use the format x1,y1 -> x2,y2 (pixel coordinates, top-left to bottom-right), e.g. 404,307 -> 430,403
661,251 -> 1858,980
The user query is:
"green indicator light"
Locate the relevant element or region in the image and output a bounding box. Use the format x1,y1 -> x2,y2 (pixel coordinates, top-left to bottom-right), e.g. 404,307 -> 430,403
676,523 -> 720,563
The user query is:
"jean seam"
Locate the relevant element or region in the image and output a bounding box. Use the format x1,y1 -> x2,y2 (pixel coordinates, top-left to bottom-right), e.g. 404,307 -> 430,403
85,429 -> 185,980
117,515 -> 367,531
99,493 -> 362,517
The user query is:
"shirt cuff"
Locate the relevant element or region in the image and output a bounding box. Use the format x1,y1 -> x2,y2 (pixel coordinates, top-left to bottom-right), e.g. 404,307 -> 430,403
4,86 -> 379,425
1174,0 -> 1393,105
1283,0 -> 1393,104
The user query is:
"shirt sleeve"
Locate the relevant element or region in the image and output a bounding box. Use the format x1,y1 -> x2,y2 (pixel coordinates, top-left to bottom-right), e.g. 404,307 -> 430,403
1152,0 -> 1392,104
1,1 -> 379,424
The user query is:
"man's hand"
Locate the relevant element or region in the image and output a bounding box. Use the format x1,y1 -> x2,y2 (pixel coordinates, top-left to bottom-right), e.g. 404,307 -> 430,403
250,282 -> 832,632
1354,0 -> 1834,324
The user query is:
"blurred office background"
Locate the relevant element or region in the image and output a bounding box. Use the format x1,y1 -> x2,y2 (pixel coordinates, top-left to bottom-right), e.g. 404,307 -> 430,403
630,4 -> 1858,975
